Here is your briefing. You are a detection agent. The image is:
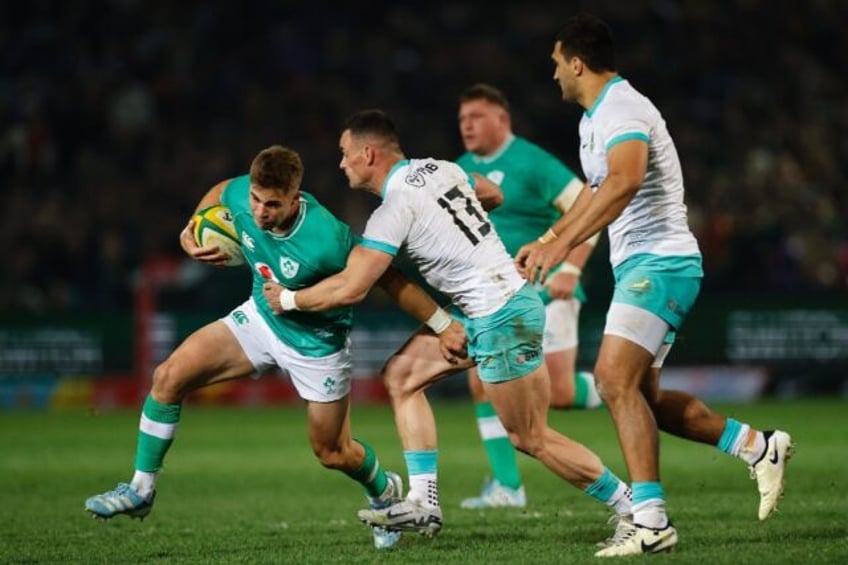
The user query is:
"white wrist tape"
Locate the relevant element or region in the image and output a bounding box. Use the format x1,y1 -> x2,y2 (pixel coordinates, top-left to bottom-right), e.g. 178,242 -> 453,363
279,289 -> 300,311
554,178 -> 585,213
425,308 -> 452,334
559,261 -> 582,276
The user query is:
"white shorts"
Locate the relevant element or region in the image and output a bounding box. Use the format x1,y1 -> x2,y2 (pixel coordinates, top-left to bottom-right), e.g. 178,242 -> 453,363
604,302 -> 674,368
543,298 -> 581,353
221,298 -> 352,402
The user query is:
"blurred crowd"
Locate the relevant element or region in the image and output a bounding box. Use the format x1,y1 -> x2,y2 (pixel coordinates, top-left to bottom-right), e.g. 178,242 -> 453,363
2,0 -> 846,313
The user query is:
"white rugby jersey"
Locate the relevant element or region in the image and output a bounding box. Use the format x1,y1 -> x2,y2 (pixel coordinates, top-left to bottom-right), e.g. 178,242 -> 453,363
361,158 -> 525,318
579,76 -> 701,267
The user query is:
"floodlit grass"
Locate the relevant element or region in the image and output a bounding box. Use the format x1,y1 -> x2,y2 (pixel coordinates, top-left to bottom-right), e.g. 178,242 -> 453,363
1,398 -> 846,563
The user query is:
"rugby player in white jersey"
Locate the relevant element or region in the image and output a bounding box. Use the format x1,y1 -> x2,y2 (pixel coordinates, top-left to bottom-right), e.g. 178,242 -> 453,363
516,13 -> 793,557
262,110 -> 634,545
456,83 -> 604,510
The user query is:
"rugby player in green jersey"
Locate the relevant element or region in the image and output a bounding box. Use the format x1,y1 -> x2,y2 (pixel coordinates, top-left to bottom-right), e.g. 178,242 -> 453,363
85,145 -> 466,550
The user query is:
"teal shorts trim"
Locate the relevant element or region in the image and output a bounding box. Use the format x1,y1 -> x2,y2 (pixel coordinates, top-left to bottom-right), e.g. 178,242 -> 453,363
612,253 -> 703,330
455,285 -> 545,383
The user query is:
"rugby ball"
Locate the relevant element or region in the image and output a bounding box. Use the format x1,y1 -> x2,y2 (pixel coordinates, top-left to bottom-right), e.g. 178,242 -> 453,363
193,204 -> 245,266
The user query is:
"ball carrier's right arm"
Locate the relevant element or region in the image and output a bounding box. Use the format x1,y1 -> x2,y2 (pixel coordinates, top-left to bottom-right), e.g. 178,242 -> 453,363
179,180 -> 234,267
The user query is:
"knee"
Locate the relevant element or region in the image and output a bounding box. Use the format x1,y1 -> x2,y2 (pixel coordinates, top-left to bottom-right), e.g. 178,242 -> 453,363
381,356 -> 415,402
592,363 -> 631,406
150,359 -> 187,404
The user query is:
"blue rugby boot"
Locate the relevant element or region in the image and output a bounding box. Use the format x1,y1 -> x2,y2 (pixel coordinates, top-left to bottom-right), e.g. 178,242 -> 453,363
368,471 -> 403,549
85,482 -> 155,520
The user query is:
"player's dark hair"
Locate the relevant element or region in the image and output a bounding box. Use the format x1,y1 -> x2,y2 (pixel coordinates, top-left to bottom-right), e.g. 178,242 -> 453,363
343,109 -> 401,151
250,145 -> 304,193
555,13 -> 616,73
459,83 -> 510,112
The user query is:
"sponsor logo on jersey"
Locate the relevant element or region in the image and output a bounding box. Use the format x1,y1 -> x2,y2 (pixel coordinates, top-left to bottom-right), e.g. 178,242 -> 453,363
241,232 -> 255,251
255,262 -> 279,282
487,170 -> 505,185
404,162 -> 440,188
405,172 -> 425,187
279,256 -> 300,279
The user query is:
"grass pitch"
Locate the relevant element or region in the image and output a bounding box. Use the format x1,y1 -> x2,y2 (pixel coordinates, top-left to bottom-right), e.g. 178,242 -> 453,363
1,397 -> 846,563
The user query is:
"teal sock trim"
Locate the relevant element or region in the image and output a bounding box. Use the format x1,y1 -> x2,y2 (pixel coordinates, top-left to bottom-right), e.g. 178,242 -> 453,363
632,481 -> 665,505
584,467 -> 619,503
404,450 -> 437,475
717,417 -> 743,453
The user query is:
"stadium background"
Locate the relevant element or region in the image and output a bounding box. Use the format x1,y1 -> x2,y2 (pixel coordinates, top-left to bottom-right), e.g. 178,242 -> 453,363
2,1 -> 847,408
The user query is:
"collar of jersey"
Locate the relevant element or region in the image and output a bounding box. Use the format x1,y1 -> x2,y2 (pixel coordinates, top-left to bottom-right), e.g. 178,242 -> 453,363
471,133 -> 516,164
585,75 -> 625,118
267,196 -> 307,240
381,159 -> 409,199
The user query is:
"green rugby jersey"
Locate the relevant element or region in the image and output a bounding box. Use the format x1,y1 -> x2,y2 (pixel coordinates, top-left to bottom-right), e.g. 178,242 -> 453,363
457,136 -> 586,303
221,175 -> 354,357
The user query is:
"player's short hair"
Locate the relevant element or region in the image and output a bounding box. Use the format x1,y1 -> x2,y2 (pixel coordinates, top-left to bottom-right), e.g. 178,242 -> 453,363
555,13 -> 616,73
250,145 -> 304,194
343,109 -> 401,150
459,83 -> 510,112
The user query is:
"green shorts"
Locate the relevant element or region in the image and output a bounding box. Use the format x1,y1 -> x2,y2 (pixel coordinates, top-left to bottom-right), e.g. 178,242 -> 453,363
612,253 -> 703,330
456,284 -> 545,383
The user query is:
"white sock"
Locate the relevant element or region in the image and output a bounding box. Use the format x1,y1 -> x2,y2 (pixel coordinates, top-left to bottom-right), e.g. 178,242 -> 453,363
408,474 -> 439,508
632,499 -> 668,529
727,423 -> 751,455
131,470 -> 156,498
609,484 -> 632,517
739,430 -> 767,465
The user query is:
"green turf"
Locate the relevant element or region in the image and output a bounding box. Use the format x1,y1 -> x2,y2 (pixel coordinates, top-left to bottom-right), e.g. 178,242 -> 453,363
1,398 -> 846,563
